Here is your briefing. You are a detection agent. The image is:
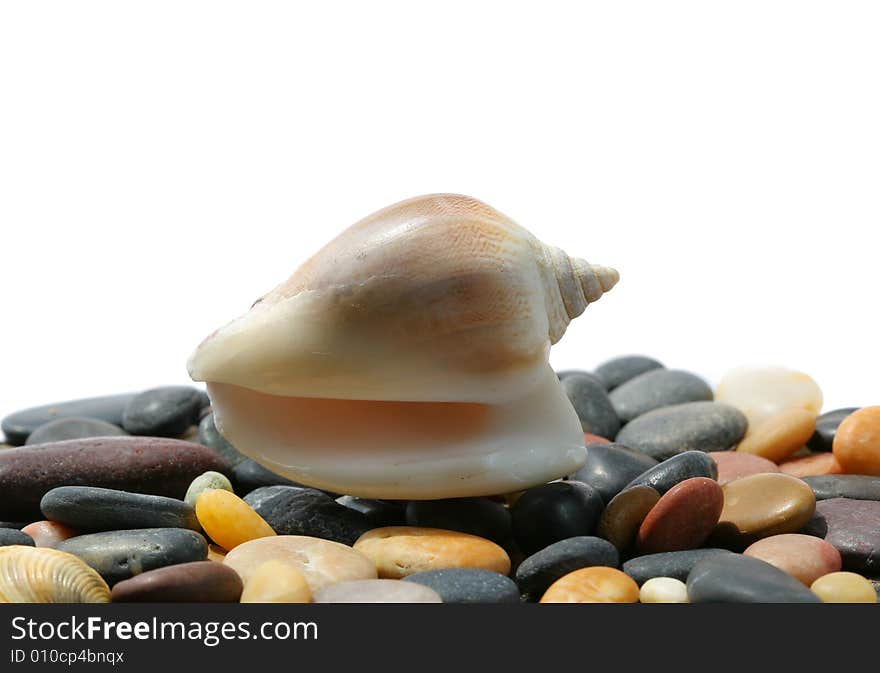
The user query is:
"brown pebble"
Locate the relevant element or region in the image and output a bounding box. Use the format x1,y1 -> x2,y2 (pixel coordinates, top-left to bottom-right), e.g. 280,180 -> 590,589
779,452 -> 844,478
636,477 -> 723,554
832,407 -> 880,475
709,451 -> 780,485
20,521 -> 79,548
540,567 -> 639,603
744,533 -> 841,585
735,408 -> 816,463
111,561 -> 243,602
712,473 -> 816,549
207,543 -> 227,563
597,485 -> 660,552
353,526 -> 510,579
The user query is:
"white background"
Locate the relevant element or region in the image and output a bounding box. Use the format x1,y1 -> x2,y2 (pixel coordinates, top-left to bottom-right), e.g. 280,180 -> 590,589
1,2 -> 877,428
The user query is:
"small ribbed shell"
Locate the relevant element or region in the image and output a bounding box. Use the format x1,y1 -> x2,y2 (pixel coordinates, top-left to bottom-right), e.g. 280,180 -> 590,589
0,546 -> 111,603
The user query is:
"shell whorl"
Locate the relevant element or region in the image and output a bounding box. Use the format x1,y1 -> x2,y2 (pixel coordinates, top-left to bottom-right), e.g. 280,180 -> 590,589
0,546 -> 111,603
544,244 -> 619,344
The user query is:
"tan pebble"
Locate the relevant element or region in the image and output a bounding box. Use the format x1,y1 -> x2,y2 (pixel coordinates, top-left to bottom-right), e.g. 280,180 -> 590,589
639,577 -> 689,603
743,533 -> 841,585
716,366 -> 823,427
240,560 -> 311,603
224,535 -> 377,593
353,526 -> 510,579
811,571 -> 877,603
712,473 -> 816,549
20,521 -> 79,548
540,566 -> 639,603
779,452 -> 844,478
314,579 -> 443,603
736,408 -> 816,463
832,407 -> 880,476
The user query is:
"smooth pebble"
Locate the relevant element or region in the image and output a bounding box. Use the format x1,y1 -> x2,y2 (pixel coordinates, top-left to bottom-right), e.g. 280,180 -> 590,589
570,442 -> 657,503
198,413 -> 247,466
195,489 -> 275,551
808,408 -> 859,452
804,498 -> 880,572
184,471 -> 234,508
594,355 -> 664,391
778,452 -> 844,478
624,450 -> 718,495
511,481 -> 604,555
20,521 -> 78,548
709,451 -> 780,485
811,571 -> 877,603
639,577 -> 689,603
623,548 -> 734,584
636,477 -> 723,554
610,369 -> 713,423
25,417 -> 128,445
596,486 -> 660,552
316,578 -> 442,603
515,536 -> 620,599
403,568 -> 519,604
560,374 -> 620,439
616,401 -> 747,460
687,553 -> 821,603
0,528 -> 34,547
743,533 -> 841,585
540,567 -> 639,603
832,406 -> 880,475
715,366 -> 823,427
110,561 -> 243,602
239,560 -> 312,603
736,408 -> 816,463
223,535 -> 377,592
122,386 -> 205,437
803,475 -> 880,501
353,526 -> 510,579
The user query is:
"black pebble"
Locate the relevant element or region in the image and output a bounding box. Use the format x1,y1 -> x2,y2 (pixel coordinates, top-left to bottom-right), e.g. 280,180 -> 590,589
623,450 -> 718,495
0,528 -> 35,547
560,374 -> 621,439
406,498 -> 511,544
622,548 -> 734,584
57,528 -> 208,586
403,568 -> 520,604
244,486 -> 373,545
198,413 -> 247,466
336,497 -> 407,527
232,459 -> 308,496
516,536 -> 619,600
569,442 -> 658,503
807,408 -> 859,452
511,481 -> 605,556
122,386 -> 205,437
40,486 -> 199,532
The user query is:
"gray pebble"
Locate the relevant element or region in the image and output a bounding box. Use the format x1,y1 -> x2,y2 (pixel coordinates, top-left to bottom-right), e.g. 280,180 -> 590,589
624,450 -> 718,495
41,486 -> 199,532
122,386 -> 205,437
622,548 -> 734,584
569,442 -> 658,503
0,528 -> 35,547
184,471 -> 234,508
561,374 -> 620,439
198,413 -> 247,466
26,417 -> 128,445
615,401 -> 748,460
687,553 -> 821,603
803,475 -> 880,502
594,355 -> 664,391
403,568 -> 520,603
609,369 -> 713,422
57,528 -> 208,586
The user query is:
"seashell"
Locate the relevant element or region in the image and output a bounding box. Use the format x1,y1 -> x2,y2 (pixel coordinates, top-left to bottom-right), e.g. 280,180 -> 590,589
0,545 -> 111,603
188,194 -> 619,498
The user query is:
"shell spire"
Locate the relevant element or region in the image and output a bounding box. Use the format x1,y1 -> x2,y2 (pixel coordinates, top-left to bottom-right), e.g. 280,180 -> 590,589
543,244 -> 619,344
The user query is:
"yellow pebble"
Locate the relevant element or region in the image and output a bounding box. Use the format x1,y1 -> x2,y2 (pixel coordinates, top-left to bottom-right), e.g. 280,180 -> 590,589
353,526 -> 510,579
196,489 -> 276,551
540,567 -> 639,603
240,560 -> 312,603
811,571 -> 877,603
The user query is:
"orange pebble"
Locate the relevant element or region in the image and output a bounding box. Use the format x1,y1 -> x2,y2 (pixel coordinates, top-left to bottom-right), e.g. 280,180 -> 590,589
584,433 -> 611,445
540,567 -> 639,603
20,521 -> 79,548
779,452 -> 844,478
832,406 -> 880,475
195,490 -> 276,551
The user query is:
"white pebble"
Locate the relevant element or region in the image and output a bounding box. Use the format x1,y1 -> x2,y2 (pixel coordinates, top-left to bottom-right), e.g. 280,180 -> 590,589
715,365 -> 823,427
184,470 -> 233,507
639,577 -> 689,603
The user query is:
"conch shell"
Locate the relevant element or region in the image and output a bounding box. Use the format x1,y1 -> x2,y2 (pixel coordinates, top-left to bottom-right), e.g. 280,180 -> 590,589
188,194 -> 618,498
0,545 -> 111,603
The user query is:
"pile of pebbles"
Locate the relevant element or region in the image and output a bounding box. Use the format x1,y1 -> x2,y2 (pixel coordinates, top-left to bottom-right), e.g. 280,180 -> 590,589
1,361 -> 879,604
